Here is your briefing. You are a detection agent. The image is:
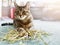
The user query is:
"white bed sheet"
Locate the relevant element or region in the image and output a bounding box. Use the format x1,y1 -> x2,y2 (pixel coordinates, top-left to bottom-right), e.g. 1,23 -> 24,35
33,20 -> 60,45
0,19 -> 60,45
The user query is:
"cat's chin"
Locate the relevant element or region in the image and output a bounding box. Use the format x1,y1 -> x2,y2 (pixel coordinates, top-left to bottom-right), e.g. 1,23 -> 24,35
19,16 -> 27,20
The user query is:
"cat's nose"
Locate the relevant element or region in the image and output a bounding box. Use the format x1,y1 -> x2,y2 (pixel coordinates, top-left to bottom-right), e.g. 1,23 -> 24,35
19,11 -> 22,15
19,13 -> 22,17
20,12 -> 22,15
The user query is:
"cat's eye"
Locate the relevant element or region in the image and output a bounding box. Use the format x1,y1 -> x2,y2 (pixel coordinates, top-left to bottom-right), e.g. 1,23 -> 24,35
16,10 -> 19,12
23,11 -> 25,13
15,10 -> 19,15
23,11 -> 26,14
23,11 -> 29,15
16,11 -> 19,13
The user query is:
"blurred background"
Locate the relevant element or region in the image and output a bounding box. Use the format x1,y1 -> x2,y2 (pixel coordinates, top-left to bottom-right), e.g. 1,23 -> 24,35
0,0 -> 60,21
0,1 -> 60,45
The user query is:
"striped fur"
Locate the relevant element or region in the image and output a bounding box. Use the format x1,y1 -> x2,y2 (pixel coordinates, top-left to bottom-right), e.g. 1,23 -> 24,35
13,2 -> 33,32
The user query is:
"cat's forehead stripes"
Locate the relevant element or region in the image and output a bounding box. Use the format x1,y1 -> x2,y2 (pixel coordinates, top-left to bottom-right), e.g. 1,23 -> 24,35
17,6 -> 26,11
18,5 -> 25,7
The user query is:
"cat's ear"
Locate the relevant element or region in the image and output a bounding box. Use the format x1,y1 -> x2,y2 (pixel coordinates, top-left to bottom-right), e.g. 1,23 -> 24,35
14,2 -> 18,8
25,2 -> 30,10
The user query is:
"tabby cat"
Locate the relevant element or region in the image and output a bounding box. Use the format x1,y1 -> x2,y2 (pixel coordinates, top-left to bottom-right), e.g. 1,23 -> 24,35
13,2 -> 33,32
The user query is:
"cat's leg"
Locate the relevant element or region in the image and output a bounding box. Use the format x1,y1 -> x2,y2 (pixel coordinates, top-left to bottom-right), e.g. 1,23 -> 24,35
26,22 -> 33,29
24,22 -> 33,36
16,27 -> 28,37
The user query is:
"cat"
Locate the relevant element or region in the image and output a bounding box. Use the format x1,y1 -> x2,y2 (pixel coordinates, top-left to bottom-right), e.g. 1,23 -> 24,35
13,2 -> 33,32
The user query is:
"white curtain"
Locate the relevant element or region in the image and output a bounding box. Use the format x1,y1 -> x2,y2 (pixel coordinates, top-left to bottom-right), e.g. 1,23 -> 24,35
0,0 -> 2,18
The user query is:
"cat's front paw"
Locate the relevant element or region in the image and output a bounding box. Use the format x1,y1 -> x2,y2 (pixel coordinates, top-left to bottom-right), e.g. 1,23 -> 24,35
16,28 -> 28,37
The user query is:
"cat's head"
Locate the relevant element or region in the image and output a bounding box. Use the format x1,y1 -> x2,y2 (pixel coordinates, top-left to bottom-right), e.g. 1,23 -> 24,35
14,2 -> 30,17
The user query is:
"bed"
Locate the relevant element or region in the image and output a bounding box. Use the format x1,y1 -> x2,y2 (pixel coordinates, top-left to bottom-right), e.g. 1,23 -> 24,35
0,19 -> 60,45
